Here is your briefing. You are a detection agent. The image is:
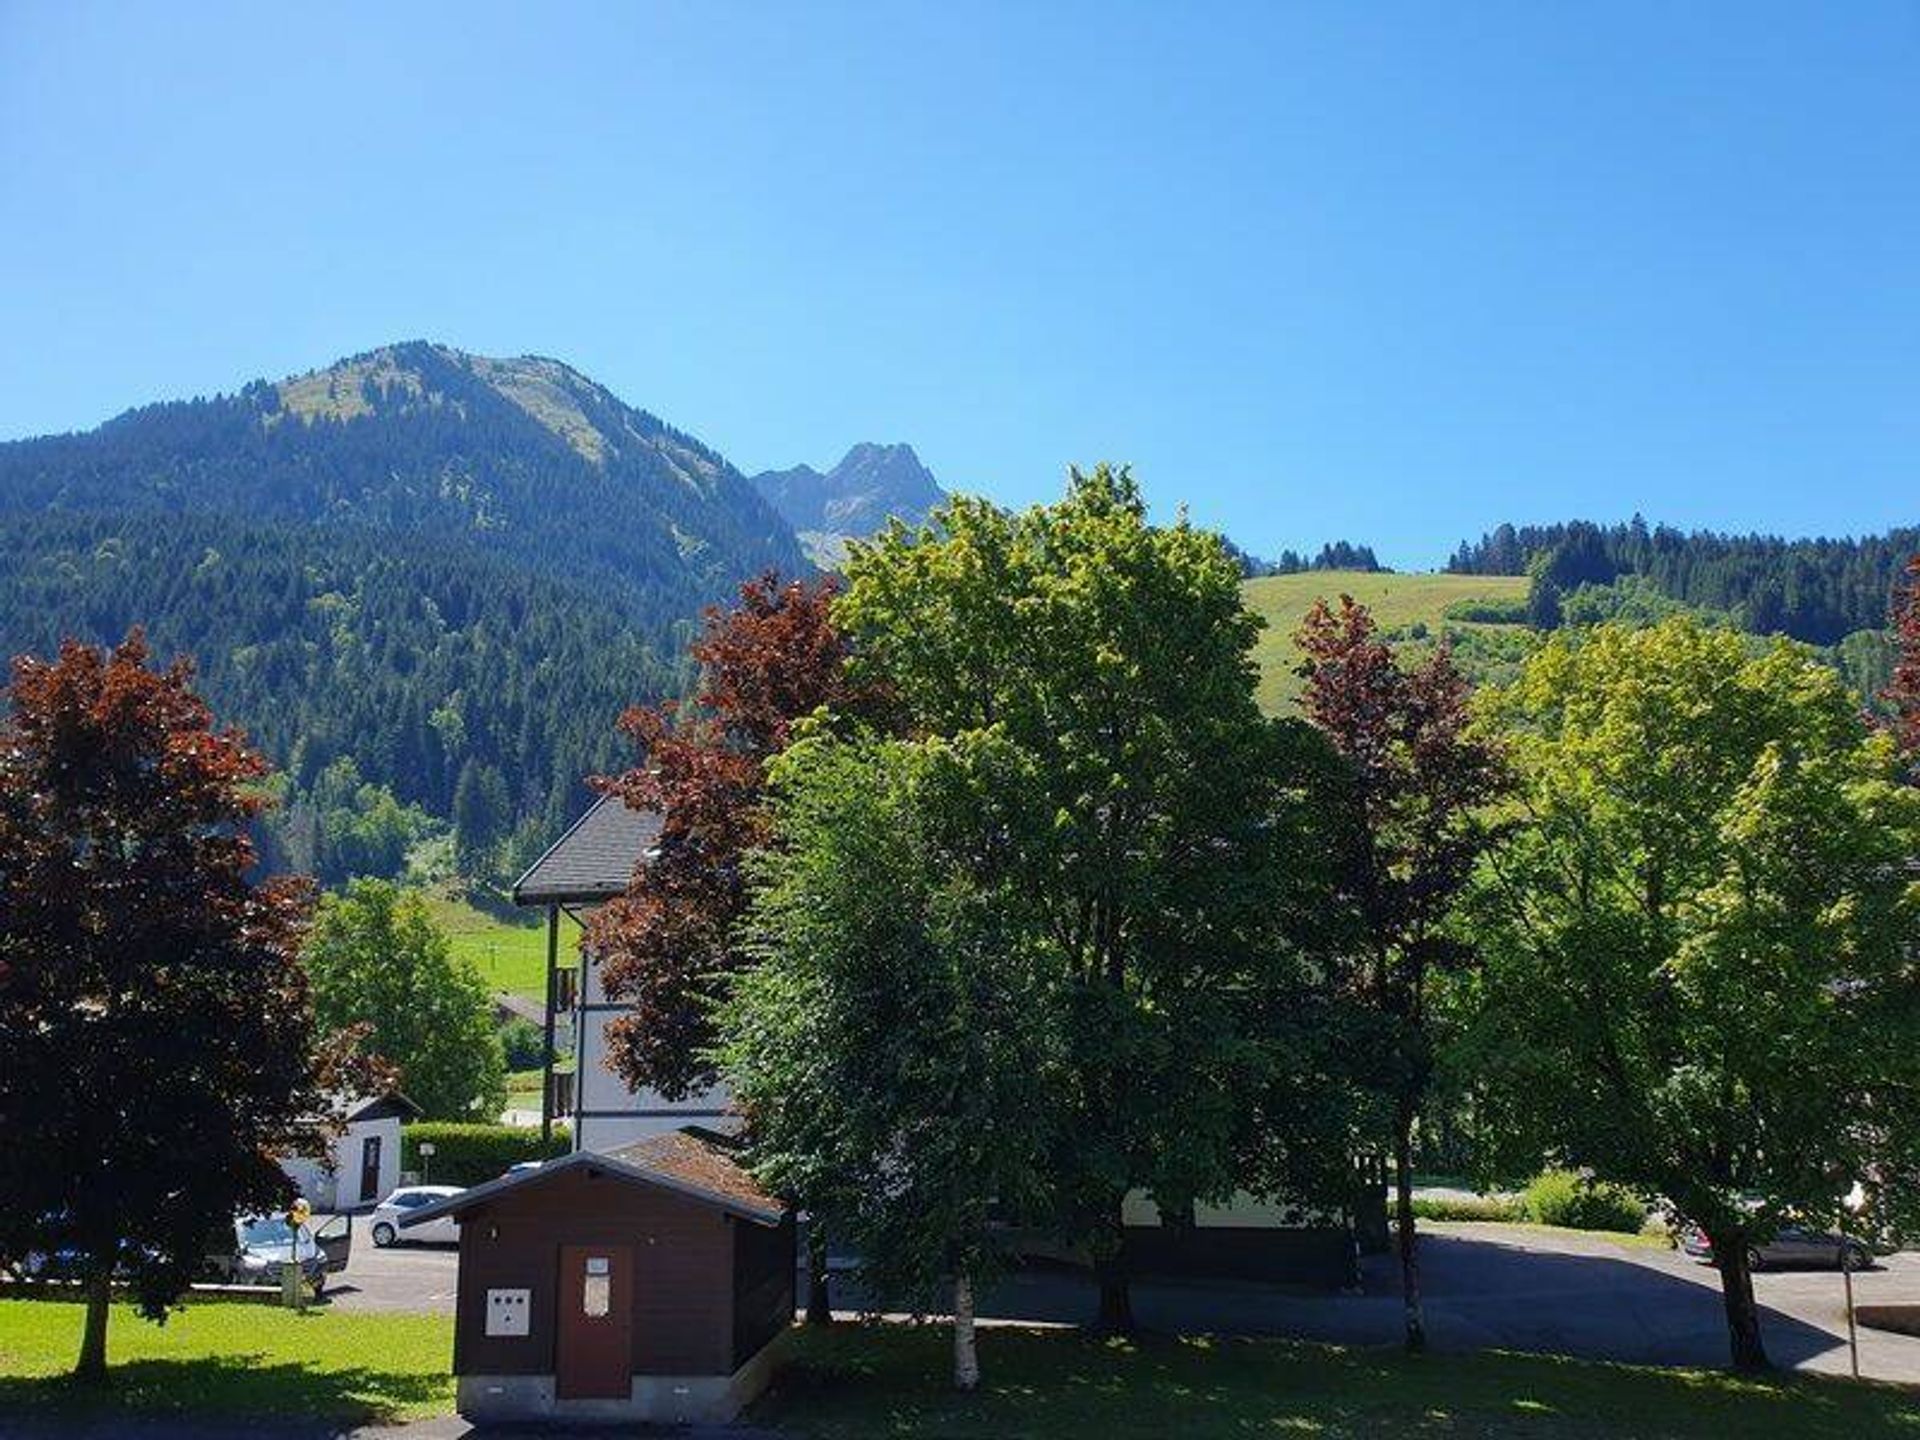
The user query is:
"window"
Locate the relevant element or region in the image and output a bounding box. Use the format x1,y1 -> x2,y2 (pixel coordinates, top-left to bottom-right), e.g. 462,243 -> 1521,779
582,1255 -> 610,1317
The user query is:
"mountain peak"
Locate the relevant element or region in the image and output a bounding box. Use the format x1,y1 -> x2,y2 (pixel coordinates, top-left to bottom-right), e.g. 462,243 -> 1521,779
749,442 -> 948,568
273,342 -> 630,465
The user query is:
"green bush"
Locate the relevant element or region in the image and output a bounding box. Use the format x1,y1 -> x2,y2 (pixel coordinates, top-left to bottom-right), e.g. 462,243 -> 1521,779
498,1017 -> 545,1071
402,1122 -> 568,1186
1522,1169 -> 1646,1233
1442,596 -> 1531,625
1411,1194 -> 1525,1223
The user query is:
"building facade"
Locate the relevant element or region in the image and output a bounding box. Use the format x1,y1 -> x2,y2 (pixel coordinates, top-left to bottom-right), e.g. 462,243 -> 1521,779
511,795 -> 735,1154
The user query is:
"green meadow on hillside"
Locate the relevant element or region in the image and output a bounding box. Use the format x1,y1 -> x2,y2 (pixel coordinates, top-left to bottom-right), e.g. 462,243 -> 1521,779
1241,570 -> 1532,713
423,891 -> 581,1002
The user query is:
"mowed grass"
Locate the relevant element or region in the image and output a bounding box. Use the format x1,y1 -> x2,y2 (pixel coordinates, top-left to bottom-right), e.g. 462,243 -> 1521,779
423,890 -> 580,1001
758,1324 -> 1920,1439
0,1300 -> 454,1424
1241,570 -> 1530,713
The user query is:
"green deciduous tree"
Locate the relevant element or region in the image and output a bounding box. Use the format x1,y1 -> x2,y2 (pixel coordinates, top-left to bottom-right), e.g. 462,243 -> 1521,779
305,880 -> 506,1120
0,634 -> 342,1380
835,465 -> 1343,1330
722,730 -> 1059,1388
1463,617 -> 1920,1371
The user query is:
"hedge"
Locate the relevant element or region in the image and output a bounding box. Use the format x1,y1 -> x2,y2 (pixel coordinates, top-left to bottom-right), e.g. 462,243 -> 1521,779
402,1122 -> 569,1187
1411,1194 -> 1525,1223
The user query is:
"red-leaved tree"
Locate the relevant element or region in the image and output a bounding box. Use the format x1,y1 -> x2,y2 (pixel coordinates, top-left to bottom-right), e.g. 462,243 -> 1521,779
1888,555 -> 1920,765
1295,597 -> 1508,1353
0,633 -> 362,1380
588,574 -> 876,1100
588,574 -> 876,1325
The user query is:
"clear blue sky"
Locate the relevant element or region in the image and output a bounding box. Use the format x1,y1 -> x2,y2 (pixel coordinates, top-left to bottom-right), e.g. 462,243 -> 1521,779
2,2 -> 1913,568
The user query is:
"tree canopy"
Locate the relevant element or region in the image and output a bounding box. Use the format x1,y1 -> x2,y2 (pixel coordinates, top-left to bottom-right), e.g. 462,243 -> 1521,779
722,729 -> 1060,1387
1888,555 -> 1920,765
1294,596 -> 1508,1351
305,879 -> 506,1121
0,633 -> 345,1378
588,573 -> 871,1101
832,465 -> 1347,1329
1463,617 -> 1920,1371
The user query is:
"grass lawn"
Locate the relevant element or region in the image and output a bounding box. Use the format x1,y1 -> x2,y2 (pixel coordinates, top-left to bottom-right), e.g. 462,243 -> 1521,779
424,890 -> 581,1001
758,1325 -> 1920,1439
1241,570 -> 1530,713
505,1065 -> 546,1109
0,1300 -> 454,1425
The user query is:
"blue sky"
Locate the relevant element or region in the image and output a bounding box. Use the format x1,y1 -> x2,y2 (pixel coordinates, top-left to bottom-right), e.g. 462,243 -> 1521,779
1,2 -> 1913,568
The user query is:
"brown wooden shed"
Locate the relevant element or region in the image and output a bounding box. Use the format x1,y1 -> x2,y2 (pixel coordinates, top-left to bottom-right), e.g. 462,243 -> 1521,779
401,1127 -> 795,1425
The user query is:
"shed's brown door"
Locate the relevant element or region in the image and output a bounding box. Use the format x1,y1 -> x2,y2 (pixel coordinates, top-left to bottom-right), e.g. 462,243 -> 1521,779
358,1135 -> 382,1203
556,1244 -> 632,1399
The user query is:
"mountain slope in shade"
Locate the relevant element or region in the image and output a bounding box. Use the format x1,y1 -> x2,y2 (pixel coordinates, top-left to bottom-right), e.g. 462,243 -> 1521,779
752,442 -> 947,566
0,341 -> 809,622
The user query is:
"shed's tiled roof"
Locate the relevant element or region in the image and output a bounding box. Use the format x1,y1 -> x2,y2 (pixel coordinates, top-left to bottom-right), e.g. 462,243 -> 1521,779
398,1126 -> 786,1230
511,793 -> 661,906
604,1130 -> 779,1220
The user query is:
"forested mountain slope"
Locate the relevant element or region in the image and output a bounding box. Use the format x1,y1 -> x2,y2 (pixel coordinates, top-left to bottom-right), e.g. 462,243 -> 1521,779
0,341 -> 805,625
0,343 -> 810,881
1447,518 -> 1918,646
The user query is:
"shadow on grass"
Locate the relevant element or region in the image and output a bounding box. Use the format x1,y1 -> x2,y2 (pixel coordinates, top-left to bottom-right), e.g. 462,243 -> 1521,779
0,1355 -> 450,1430
759,1325 -> 1920,1440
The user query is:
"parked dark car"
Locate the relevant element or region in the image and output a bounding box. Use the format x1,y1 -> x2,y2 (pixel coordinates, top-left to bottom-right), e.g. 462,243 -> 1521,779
201,1213 -> 353,1293
1681,1224 -> 1873,1271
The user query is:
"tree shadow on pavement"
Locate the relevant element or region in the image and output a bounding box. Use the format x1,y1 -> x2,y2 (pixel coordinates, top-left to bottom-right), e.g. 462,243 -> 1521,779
821,1228 -> 1868,1374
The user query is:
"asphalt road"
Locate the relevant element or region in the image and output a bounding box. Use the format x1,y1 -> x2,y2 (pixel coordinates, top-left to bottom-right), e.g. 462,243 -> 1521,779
319,1213 -> 458,1314
321,1214 -> 1920,1383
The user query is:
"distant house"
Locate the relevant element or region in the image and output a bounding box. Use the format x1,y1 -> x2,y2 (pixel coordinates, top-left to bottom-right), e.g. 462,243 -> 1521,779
401,1127 -> 793,1425
512,794 -> 735,1154
279,1089 -> 422,1212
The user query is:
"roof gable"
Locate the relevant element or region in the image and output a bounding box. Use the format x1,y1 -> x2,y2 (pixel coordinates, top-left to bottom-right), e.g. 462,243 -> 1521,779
511,793 -> 662,906
399,1128 -> 784,1229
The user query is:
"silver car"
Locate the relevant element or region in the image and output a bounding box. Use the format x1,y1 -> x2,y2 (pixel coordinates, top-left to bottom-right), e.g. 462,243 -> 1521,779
1681,1224 -> 1873,1271
369,1185 -> 464,1247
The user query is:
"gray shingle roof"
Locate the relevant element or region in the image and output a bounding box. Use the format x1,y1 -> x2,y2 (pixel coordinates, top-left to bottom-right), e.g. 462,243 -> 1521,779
510,793 -> 662,906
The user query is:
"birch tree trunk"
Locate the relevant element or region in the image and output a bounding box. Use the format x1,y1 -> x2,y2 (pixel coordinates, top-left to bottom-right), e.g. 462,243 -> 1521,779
953,1271 -> 981,1391
1394,1101 -> 1426,1353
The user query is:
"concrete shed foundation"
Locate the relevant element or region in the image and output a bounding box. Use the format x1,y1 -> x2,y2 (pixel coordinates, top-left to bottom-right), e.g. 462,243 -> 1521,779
457,1336 -> 784,1426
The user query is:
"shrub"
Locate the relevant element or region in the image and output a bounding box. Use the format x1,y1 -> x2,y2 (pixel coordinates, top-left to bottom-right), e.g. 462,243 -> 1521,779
1523,1169 -> 1646,1233
402,1122 -> 568,1186
1442,596 -> 1531,625
499,1017 -> 545,1071
1411,1194 -> 1525,1223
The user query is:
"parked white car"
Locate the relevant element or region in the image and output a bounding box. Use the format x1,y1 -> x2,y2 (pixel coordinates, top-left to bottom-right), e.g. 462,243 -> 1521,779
369,1185 -> 464,1247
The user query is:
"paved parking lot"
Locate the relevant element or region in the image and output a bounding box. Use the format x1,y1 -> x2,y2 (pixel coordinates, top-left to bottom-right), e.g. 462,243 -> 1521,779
320,1213 -> 457,1314
321,1211 -> 1920,1383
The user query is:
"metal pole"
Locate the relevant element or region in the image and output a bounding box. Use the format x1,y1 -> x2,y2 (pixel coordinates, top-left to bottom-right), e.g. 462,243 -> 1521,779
1842,1229 -> 1860,1381
540,904 -> 559,1146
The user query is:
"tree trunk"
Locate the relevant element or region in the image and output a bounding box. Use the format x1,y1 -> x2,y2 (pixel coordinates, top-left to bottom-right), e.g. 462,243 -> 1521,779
73,1266 -> 111,1382
805,1221 -> 834,1327
953,1271 -> 981,1391
1712,1233 -> 1770,1372
1394,1102 -> 1426,1354
1091,1201 -> 1135,1335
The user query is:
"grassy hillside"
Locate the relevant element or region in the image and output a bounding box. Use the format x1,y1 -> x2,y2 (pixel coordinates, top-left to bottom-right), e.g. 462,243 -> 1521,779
423,892 -> 581,1001
1242,571 -> 1531,713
